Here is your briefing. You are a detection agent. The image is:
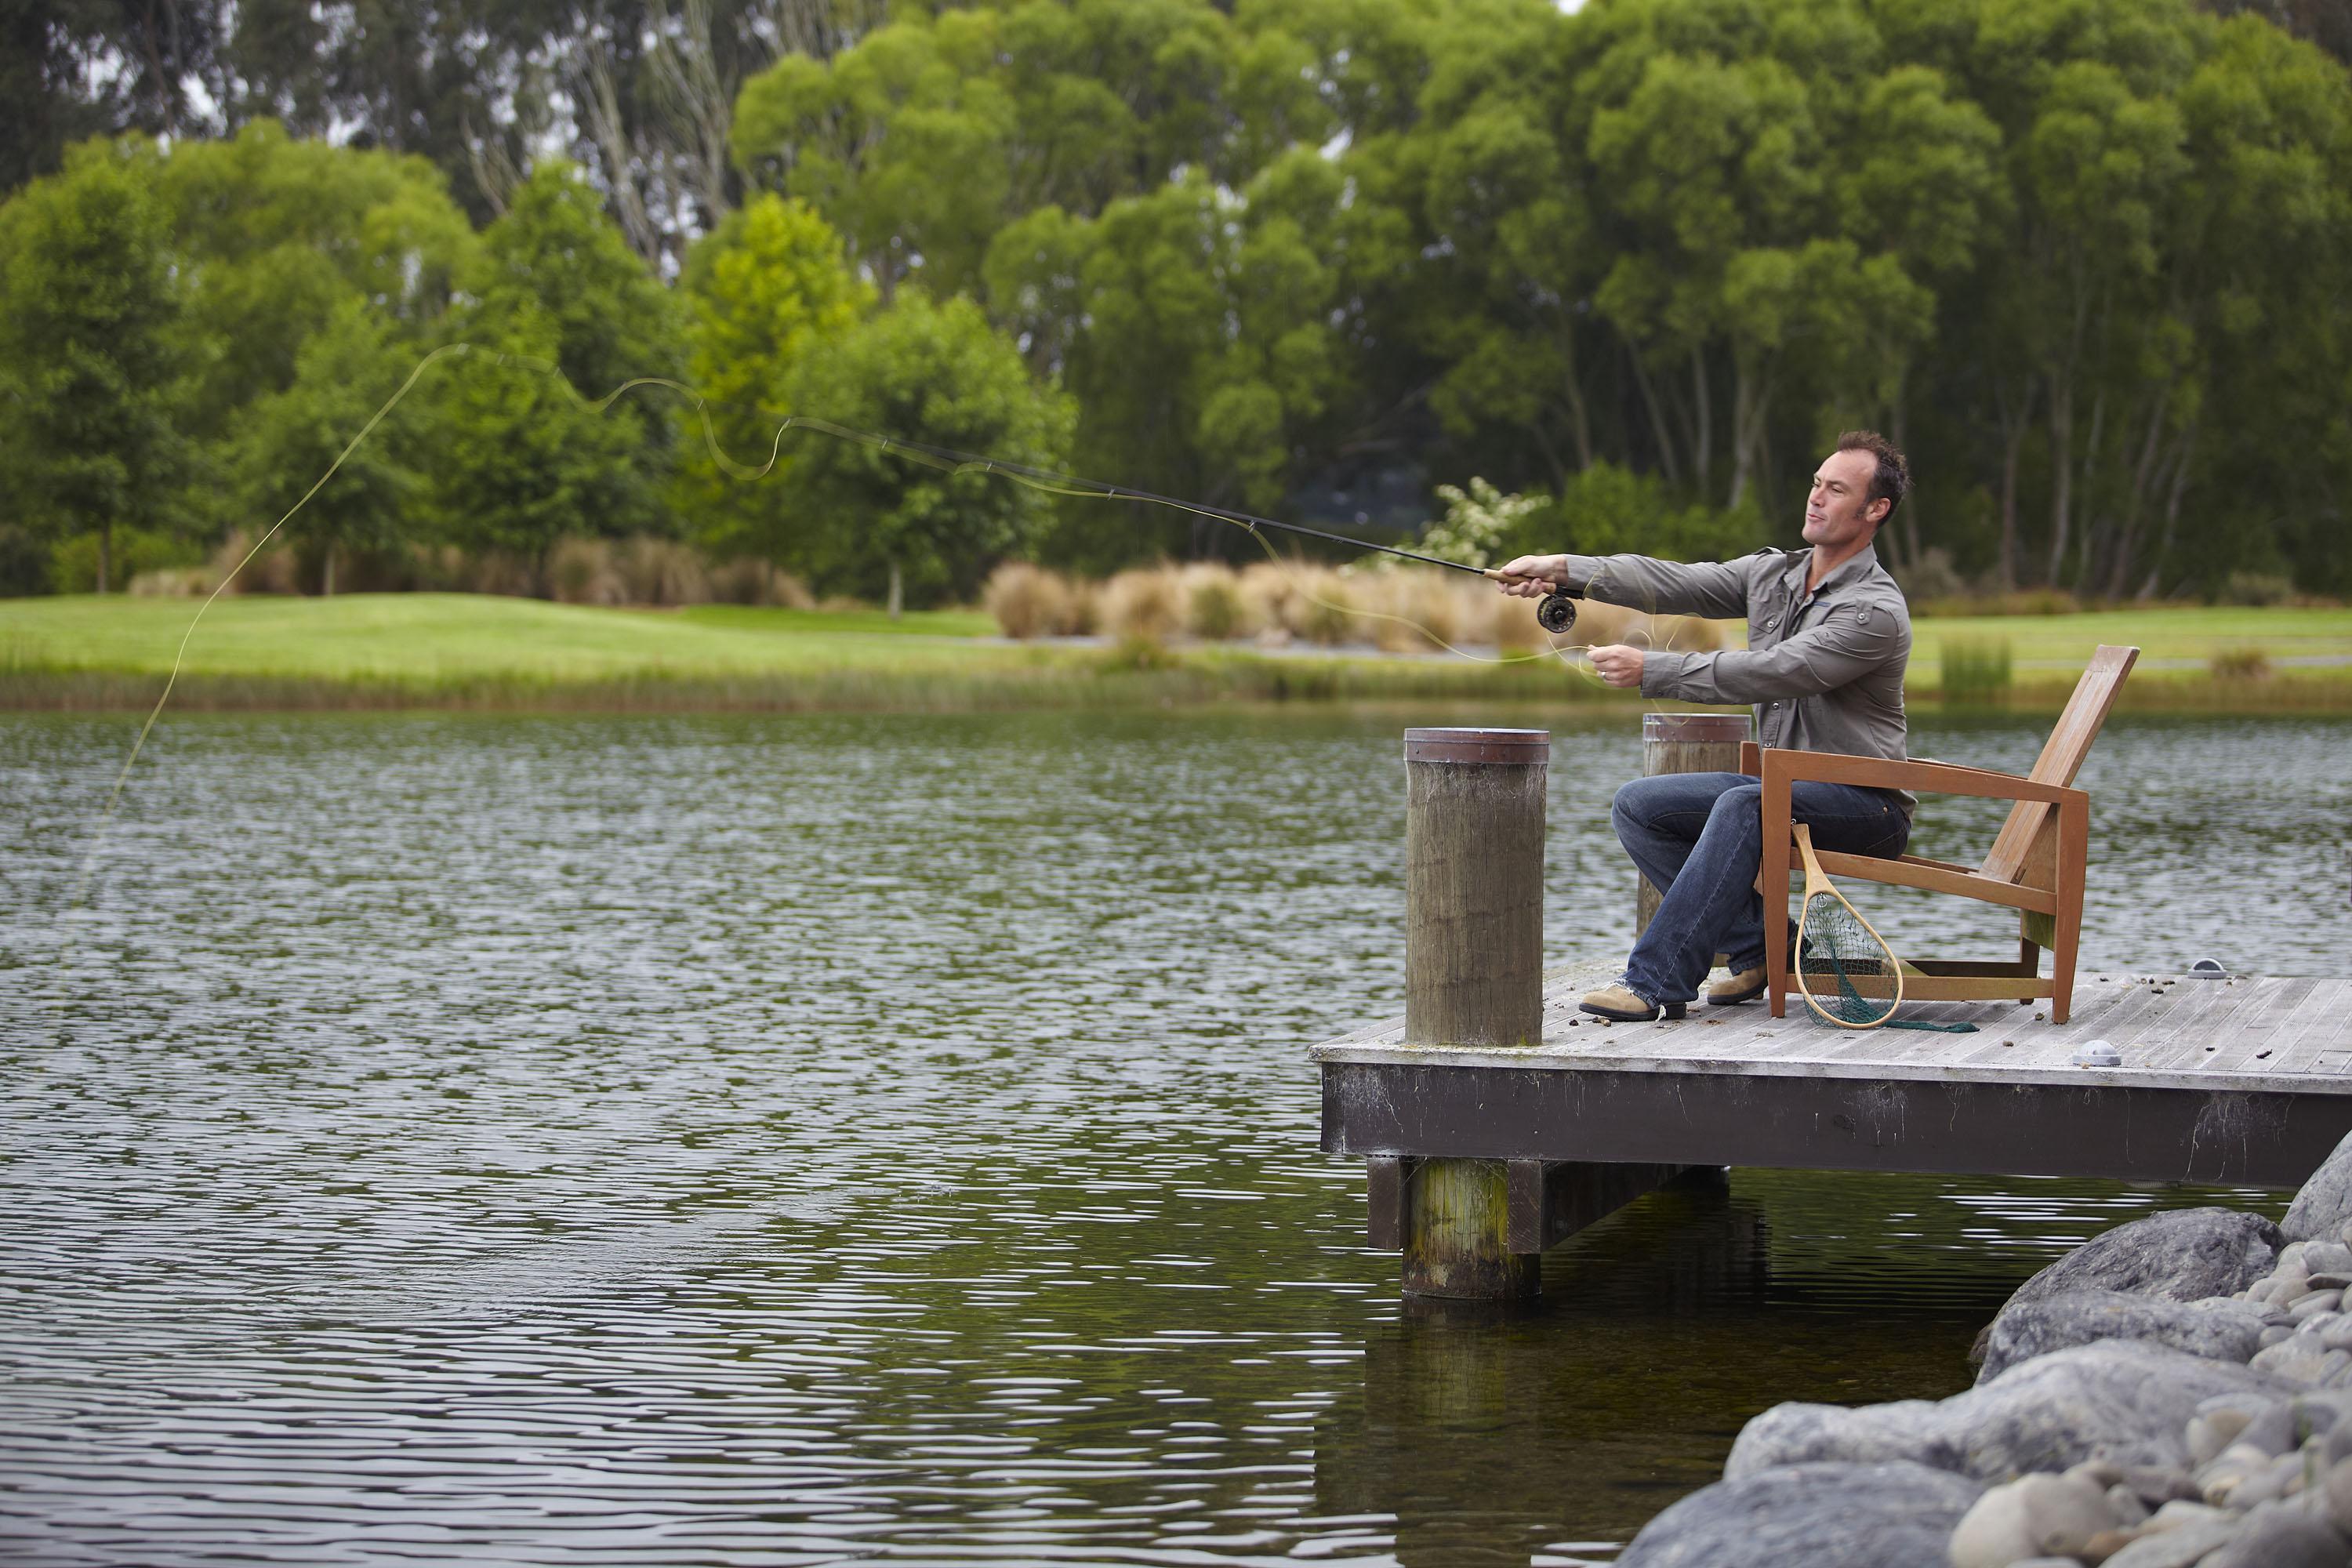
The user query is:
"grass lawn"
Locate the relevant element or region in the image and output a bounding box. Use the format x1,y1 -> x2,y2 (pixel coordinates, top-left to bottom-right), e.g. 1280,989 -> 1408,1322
3,592 -> 2348,711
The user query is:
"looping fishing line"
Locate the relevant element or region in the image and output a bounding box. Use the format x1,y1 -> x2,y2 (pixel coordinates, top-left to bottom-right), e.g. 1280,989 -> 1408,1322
71,343 -> 1696,901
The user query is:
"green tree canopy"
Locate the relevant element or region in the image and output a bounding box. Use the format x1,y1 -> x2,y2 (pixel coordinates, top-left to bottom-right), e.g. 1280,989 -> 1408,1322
0,137 -> 185,593
779,290 -> 1075,608
675,193 -> 873,562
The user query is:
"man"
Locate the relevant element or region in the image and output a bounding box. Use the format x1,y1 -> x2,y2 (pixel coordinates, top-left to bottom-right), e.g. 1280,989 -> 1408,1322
1494,430 -> 1915,1022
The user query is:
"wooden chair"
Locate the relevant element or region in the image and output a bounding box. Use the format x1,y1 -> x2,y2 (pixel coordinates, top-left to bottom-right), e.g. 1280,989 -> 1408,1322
1746,644 -> 2140,1026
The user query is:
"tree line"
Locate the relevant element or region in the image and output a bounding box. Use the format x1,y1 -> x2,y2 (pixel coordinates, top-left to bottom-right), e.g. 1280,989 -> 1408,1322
3,0 -> 2349,605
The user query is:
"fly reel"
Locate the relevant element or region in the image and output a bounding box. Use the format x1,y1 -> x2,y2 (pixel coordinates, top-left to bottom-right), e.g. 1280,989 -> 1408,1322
1536,590 -> 1578,635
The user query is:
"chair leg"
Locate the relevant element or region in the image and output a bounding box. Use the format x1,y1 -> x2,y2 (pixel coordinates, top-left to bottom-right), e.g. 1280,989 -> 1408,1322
1762,815 -> 1793,1021
2052,799 -> 2089,1025
2019,935 -> 2039,1007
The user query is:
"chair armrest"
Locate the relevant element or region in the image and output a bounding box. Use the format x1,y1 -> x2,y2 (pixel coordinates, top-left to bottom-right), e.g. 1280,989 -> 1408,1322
1758,747 -> 2088,807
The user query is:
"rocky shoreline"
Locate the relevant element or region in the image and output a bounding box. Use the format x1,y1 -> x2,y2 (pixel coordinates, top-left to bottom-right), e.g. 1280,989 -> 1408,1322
1619,1134 -> 2352,1567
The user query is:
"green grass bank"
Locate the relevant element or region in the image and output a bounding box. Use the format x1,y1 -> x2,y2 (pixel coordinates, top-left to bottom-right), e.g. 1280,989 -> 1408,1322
5,594 -> 2350,714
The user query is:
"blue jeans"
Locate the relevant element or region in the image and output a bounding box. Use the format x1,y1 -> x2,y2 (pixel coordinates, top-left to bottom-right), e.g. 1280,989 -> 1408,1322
1613,771 -> 1911,1007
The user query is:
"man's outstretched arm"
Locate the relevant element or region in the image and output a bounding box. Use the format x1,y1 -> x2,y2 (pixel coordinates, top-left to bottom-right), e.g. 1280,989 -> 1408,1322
1639,603 -> 1901,704
1494,552 -> 1754,621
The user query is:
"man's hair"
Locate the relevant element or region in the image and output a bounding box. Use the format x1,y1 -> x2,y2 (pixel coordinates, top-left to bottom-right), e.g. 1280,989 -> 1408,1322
1835,430 -> 1910,524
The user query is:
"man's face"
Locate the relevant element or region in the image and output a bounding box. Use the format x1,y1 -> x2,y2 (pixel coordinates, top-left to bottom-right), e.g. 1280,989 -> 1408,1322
1803,448 -> 1887,550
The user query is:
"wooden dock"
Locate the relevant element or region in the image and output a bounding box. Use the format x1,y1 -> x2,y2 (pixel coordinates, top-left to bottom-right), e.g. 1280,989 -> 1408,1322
1318,966 -> 2352,1273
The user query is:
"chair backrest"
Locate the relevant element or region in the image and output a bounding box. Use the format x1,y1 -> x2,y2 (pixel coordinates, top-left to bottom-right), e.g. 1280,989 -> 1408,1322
1979,644 -> 2140,886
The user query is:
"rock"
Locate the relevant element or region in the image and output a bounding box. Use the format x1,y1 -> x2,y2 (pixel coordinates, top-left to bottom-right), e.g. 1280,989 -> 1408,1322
1616,1461 -> 1984,1568
1948,1472 -> 2124,1566
2107,1482 -> 2152,1525
1727,1341 -> 2293,1483
1976,1290 -> 2279,1384
2307,1243 -> 2352,1275
2238,1393 -> 2352,1456
2252,1341 -> 2352,1385
2195,1500 -> 2350,1568
2097,1516 -> 2243,1567
2285,1131 -> 2352,1242
2190,1408 -> 2258,1466
1973,1210 -> 2284,1363
2295,1290 -> 2348,1319
2324,1455 -> 2352,1534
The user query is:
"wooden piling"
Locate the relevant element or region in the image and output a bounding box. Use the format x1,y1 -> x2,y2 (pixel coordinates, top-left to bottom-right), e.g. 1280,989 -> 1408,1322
1634,713 -> 1753,940
1403,728 -> 1547,1051
1399,728 -> 1547,1298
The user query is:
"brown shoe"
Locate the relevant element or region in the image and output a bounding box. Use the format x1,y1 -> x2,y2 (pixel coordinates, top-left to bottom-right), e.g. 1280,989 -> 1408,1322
1580,982 -> 1686,1022
1707,966 -> 1769,1006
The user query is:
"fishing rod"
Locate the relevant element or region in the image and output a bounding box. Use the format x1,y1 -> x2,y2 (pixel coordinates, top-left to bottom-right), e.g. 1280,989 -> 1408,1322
793,420 -> 1587,636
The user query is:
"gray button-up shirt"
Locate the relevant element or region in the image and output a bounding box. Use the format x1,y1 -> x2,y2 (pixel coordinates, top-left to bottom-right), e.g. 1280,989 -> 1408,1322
1556,543 -> 1915,815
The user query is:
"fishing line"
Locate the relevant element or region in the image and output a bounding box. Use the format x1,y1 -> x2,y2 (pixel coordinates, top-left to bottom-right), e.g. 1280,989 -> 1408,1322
69,344 -> 1691,901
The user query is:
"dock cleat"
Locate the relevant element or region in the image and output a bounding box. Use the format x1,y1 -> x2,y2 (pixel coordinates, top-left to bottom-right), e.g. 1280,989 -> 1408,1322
1580,982 -> 1686,1023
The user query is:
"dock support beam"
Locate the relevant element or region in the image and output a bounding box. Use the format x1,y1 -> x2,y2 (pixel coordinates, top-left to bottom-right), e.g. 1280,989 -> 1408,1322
1397,728 -> 1548,1298
1370,1155 -> 1701,1297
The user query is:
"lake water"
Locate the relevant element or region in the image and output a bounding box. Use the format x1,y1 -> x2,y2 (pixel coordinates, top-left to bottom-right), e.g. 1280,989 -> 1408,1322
4,708 -> 2350,1566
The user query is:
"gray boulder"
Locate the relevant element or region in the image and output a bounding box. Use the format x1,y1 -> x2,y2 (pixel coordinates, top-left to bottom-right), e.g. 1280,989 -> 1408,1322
1617,1461 -> 1983,1568
2196,1501 -> 2350,1568
1974,1208 -> 2282,1363
2286,1131 -> 2352,1243
1976,1290 -> 2281,1383
1727,1341 -> 2294,1483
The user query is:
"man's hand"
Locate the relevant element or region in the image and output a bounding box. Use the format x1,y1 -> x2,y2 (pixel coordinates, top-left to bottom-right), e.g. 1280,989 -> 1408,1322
1588,644 -> 1645,688
1493,554 -> 1567,599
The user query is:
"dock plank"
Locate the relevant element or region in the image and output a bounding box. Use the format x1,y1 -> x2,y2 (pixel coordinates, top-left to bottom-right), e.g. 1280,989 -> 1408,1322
1314,971 -> 2352,1097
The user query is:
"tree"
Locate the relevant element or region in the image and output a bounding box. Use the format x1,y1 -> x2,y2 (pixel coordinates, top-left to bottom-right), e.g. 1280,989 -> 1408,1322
463,158 -> 685,504
779,291 -> 1074,609
420,318 -> 655,581
226,299 -> 424,593
0,137 -> 183,593
156,120 -> 477,448
674,194 -> 871,562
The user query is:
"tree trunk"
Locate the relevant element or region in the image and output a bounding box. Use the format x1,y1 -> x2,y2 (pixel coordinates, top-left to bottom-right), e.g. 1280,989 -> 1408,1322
1994,379 -> 2036,594
2045,380 -> 2073,589
887,560 -> 903,620
1627,349 -> 1681,487
1691,346 -> 1711,495
96,522 -> 112,594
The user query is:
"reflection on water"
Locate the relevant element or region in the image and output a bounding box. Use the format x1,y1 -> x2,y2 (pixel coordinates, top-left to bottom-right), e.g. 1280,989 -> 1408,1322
2,709 -> 2344,1565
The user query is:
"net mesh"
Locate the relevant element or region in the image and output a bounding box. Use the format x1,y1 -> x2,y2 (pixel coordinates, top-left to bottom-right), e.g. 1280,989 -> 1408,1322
1796,891 -> 1979,1033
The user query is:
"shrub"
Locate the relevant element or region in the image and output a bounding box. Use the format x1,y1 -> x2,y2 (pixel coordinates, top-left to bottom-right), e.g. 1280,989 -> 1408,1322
1098,633 -> 1181,673
1367,568 -> 1464,652
1283,566 -> 1358,645
549,537 -> 626,605
1182,564 -> 1252,640
984,562 -> 1078,639
2219,570 -> 2294,607
707,557 -> 814,608
2210,645 -> 2272,681
1893,546 -> 1969,605
617,536 -> 713,605
1941,637 -> 2014,702
1491,591 -> 1545,654
1100,565 -> 1185,641
1237,561 -> 1298,640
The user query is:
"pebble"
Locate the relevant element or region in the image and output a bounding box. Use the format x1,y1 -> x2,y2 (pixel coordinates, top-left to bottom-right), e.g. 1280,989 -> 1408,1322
2306,1242 -> 2352,1275
2291,1289 -> 2347,1319
1948,1472 -> 2123,1567
2325,1454 -> 2352,1535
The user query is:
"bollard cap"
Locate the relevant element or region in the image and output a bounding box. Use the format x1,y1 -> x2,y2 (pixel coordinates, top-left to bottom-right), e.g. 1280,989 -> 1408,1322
1403,728 -> 1550,765
1643,713 -> 1751,744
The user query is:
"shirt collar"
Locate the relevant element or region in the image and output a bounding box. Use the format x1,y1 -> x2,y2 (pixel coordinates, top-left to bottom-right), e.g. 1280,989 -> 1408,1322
1788,543 -> 1880,600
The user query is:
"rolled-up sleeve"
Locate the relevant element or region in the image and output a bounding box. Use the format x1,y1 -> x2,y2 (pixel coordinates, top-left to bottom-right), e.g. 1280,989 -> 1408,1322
1639,603 -> 1900,704
1559,554 -> 1753,620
